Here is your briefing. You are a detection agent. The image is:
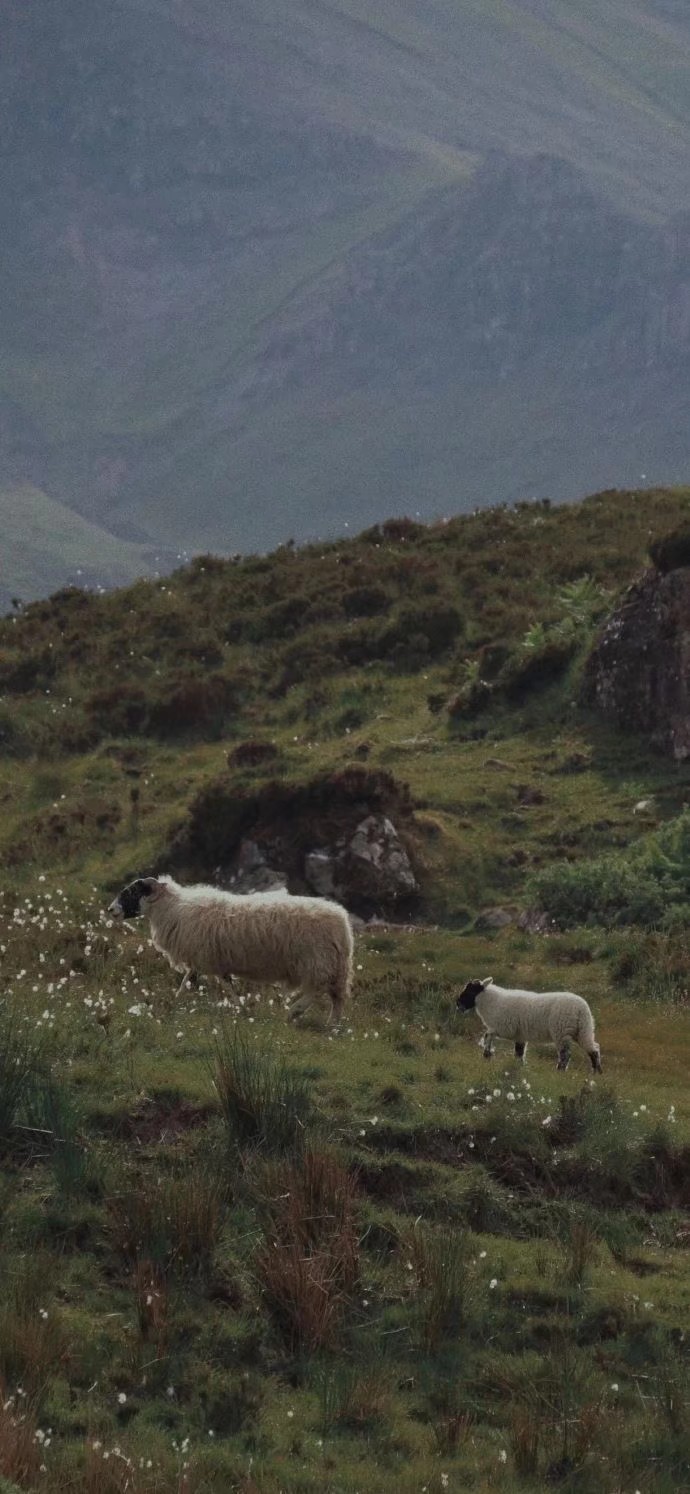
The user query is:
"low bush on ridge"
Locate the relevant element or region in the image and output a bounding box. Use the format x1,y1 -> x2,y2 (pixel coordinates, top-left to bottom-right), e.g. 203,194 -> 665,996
528,808 -> 690,929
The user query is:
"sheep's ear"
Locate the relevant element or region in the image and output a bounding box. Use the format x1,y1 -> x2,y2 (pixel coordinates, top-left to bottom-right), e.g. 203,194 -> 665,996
139,876 -> 163,899
481,976 -> 493,988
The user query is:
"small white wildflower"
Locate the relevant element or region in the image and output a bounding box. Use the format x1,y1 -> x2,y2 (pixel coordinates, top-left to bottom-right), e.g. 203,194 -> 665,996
489,1278 -> 498,1290
610,1383 -> 619,1392
117,1392 -> 127,1405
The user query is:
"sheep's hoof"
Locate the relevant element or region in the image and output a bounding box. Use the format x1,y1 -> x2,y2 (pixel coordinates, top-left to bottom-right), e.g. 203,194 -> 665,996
483,1048 -> 494,1060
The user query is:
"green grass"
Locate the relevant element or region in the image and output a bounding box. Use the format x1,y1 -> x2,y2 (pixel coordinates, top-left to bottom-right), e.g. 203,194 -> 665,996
0,491 -> 688,1489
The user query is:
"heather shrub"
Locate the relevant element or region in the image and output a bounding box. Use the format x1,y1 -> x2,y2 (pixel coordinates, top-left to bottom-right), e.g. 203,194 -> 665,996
148,671 -> 242,736
228,739 -> 280,768
0,646 -> 57,694
342,584 -> 390,618
85,683 -> 151,735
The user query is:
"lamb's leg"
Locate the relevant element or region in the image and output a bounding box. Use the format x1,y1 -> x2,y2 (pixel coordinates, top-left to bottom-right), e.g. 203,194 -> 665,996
589,1046 -> 602,1073
556,1042 -> 571,1071
482,1032 -> 495,1059
514,1041 -> 526,1062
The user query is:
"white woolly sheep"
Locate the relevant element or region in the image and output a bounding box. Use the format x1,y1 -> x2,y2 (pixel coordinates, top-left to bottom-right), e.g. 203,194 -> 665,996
108,875 -> 353,1024
456,976 -> 602,1071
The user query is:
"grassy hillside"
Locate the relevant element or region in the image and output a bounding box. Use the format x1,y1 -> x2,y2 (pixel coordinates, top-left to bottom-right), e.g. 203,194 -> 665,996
0,488 -> 688,1491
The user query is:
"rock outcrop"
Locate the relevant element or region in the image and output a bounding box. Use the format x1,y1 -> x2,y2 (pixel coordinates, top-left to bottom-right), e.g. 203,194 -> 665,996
173,766 -> 419,917
582,562 -> 690,759
304,815 -> 418,913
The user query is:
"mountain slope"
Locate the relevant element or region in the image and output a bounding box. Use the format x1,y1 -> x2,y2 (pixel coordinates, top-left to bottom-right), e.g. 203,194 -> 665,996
0,484 -> 171,612
2,0 -> 690,588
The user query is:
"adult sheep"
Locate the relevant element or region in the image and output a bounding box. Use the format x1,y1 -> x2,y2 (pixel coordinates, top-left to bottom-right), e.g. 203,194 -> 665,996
108,876 -> 353,1024
456,976 -> 602,1072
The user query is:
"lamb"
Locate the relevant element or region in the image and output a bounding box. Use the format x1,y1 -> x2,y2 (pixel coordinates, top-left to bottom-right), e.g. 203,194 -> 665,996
456,976 -> 602,1071
108,876 -> 353,1024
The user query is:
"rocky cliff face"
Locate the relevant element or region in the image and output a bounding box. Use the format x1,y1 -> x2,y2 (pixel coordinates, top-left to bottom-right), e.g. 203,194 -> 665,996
582,561 -> 690,760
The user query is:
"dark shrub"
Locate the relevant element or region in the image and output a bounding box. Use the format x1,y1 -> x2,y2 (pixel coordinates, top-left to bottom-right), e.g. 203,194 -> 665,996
229,740 -> 280,768
343,585 -> 390,618
253,594 -> 312,641
448,682 -> 492,719
362,517 -> 425,543
340,604 -> 461,669
500,635 -> 577,699
386,604 -> 462,655
85,684 -> 151,735
649,524 -> 690,574
527,857 -> 666,929
478,640 -> 513,679
274,636 -> 340,692
0,648 -> 57,694
149,673 -> 241,737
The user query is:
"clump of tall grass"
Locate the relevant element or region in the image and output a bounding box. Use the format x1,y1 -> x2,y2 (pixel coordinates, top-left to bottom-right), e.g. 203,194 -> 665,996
108,1167 -> 223,1283
0,1254 -> 68,1393
213,1025 -> 313,1155
22,1072 -> 94,1197
0,1381 -> 42,1488
0,1005 -> 46,1147
316,1356 -> 391,1434
254,1148 -> 360,1352
561,1213 -> 600,1289
405,1223 -> 469,1351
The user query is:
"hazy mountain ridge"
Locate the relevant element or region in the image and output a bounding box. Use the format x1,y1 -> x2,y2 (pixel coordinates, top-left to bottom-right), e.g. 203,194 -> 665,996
3,0 -> 690,590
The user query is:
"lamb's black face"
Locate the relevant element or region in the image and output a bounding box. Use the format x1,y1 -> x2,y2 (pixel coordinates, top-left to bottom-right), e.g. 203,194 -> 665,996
108,878 -> 157,920
456,979 -> 485,1012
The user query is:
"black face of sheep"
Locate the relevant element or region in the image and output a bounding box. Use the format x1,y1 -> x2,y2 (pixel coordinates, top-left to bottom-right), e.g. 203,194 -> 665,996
456,977 -> 492,1012
108,877 -> 160,920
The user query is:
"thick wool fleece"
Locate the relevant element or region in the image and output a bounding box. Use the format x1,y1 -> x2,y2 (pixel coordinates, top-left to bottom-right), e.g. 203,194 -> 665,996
148,878 -> 353,1019
475,981 -> 599,1053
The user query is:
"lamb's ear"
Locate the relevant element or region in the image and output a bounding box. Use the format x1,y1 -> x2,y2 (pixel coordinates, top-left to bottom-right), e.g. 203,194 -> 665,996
480,976 -> 494,989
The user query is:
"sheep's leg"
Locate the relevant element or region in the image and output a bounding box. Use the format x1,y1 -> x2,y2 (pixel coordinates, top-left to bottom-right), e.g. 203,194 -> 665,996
589,1046 -> 602,1073
174,967 -> 193,1000
556,1042 -> 571,1071
482,1032 -> 495,1059
514,1041 -> 526,1062
287,990 -> 317,1021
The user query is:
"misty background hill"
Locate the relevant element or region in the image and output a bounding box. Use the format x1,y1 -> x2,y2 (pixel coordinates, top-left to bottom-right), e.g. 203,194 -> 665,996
3,0 -> 690,604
